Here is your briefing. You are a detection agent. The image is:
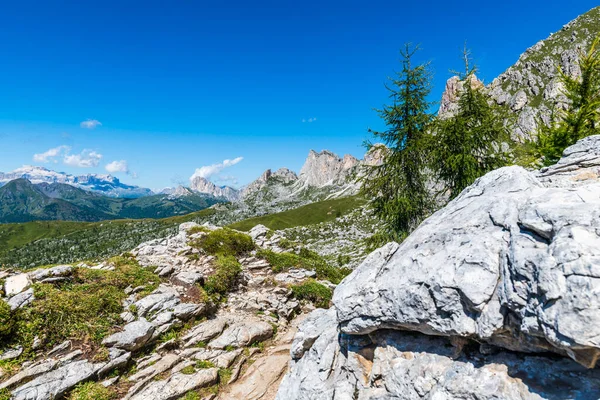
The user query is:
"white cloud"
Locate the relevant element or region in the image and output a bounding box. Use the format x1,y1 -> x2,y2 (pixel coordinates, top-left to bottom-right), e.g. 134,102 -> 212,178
190,157 -> 243,181
302,117 -> 317,123
63,150 -> 103,168
33,145 -> 71,163
80,119 -> 102,129
105,160 -> 129,174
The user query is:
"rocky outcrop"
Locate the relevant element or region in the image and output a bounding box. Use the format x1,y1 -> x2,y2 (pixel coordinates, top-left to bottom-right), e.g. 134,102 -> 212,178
488,6 -> 600,139
190,176 -> 240,201
242,168 -> 298,199
277,136 -> 600,399
298,150 -> 359,188
438,74 -> 484,119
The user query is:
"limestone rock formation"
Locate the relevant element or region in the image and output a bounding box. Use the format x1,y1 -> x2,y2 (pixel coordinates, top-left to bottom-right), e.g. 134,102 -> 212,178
488,6 -> 600,139
277,135 -> 600,399
438,74 -> 485,119
298,150 -> 359,188
190,176 -> 240,201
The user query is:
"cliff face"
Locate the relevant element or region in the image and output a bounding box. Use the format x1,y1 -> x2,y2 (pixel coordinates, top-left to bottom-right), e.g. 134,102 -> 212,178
436,7 -> 600,140
297,150 -> 359,189
276,136 -> 600,400
189,176 -> 240,201
488,6 -> 600,139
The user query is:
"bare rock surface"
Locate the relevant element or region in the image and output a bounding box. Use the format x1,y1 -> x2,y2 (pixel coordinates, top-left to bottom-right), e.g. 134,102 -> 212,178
209,319 -> 274,349
128,368 -> 218,400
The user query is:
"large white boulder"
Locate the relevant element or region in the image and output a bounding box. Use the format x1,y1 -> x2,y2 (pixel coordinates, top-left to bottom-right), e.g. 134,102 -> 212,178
277,136 -> 600,399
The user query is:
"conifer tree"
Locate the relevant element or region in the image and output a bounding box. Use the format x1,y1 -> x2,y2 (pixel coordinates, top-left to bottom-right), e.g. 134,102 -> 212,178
537,36 -> 600,165
432,49 -> 513,200
361,44 -> 434,241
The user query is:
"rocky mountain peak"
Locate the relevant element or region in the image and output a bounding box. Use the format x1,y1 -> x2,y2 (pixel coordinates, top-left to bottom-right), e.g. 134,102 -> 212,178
189,176 -> 240,202
272,167 -> 298,182
298,150 -> 359,188
438,74 -> 484,118
166,185 -> 194,199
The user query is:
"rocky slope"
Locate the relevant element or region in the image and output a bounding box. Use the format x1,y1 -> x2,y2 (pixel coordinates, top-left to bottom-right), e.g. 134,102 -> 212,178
490,6 -> 600,139
0,220 -> 347,399
437,7 -> 600,140
276,135 -> 600,399
0,166 -> 153,198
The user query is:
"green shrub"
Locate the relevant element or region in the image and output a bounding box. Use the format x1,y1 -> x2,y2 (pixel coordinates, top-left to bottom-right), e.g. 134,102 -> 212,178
204,255 -> 242,296
0,388 -> 11,400
182,392 -> 201,400
68,382 -> 115,400
291,279 -> 333,308
257,248 -> 350,284
190,228 -> 254,257
0,300 -> 13,339
195,360 -> 215,369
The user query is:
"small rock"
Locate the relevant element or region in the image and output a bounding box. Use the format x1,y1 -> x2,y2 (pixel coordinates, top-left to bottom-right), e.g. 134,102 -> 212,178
4,273 -> 31,297
182,318 -> 228,348
0,346 -> 23,361
128,368 -> 219,400
47,340 -> 71,356
209,319 -> 273,349
102,319 -> 155,351
8,288 -> 35,310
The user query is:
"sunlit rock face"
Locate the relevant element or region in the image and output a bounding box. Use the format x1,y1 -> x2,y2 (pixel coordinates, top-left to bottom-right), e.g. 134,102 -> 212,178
277,136 -> 600,400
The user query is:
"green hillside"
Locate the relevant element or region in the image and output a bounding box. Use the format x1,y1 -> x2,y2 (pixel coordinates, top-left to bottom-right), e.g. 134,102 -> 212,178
227,196 -> 365,231
0,196 -> 366,268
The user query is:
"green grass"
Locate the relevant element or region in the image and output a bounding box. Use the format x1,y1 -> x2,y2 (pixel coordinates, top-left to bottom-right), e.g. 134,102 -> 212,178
291,279 -> 333,308
0,388 -> 10,400
204,255 -> 243,296
227,196 -> 365,231
195,360 -> 215,369
1,256 -> 160,357
218,368 -> 233,385
67,382 -> 116,400
181,365 -> 196,375
257,248 -> 350,284
182,392 -> 201,400
0,300 -> 13,339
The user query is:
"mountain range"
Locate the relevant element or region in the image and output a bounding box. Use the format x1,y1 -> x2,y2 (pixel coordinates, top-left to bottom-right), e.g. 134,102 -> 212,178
0,179 -> 223,223
0,166 -> 153,198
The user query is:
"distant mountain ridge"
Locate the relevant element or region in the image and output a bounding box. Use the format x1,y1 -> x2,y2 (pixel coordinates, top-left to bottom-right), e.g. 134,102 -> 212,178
0,166 -> 153,198
0,179 -> 224,223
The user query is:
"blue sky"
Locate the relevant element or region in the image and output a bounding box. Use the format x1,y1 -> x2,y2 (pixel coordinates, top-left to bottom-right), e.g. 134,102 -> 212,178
0,0 -> 597,190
